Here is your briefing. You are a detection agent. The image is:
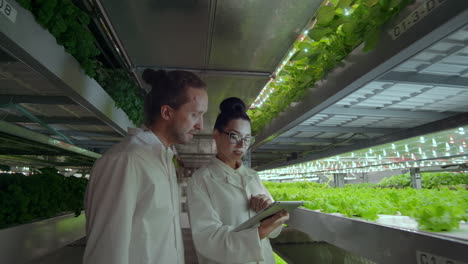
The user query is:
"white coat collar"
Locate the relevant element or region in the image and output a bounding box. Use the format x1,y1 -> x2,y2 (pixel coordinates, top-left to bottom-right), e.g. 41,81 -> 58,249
128,127 -> 174,157
210,157 -> 255,189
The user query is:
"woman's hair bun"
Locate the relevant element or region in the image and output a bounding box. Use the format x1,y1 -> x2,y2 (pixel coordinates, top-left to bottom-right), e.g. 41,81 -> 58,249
220,97 -> 246,113
142,69 -> 167,85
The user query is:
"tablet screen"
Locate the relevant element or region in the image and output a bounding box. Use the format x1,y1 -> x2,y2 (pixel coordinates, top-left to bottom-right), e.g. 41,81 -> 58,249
233,201 -> 303,232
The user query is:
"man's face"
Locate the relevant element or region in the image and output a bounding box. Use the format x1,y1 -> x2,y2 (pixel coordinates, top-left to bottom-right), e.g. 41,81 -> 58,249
170,87 -> 208,144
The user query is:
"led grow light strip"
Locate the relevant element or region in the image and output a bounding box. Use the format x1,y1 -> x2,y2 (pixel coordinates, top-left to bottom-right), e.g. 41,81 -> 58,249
250,0 -> 332,109
258,126 -> 468,180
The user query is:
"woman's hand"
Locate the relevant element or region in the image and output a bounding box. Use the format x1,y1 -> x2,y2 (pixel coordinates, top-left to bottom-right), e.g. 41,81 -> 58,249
258,210 -> 289,240
249,194 -> 272,212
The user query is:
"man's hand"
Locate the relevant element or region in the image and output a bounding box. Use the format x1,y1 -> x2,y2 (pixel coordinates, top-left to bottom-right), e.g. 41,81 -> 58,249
249,194 -> 272,212
258,210 -> 289,240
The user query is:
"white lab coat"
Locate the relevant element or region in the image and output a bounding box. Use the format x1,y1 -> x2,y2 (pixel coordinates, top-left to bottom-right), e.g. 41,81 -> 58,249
83,128 -> 184,264
187,157 -> 281,264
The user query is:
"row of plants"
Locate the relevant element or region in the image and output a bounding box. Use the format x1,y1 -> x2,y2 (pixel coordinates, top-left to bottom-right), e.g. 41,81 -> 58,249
0,167 -> 88,229
274,253 -> 287,264
248,0 -> 413,133
378,172 -> 468,189
264,174 -> 468,232
16,0 -> 144,126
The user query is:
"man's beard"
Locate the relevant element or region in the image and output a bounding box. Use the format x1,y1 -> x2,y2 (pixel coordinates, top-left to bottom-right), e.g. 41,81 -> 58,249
171,126 -> 192,145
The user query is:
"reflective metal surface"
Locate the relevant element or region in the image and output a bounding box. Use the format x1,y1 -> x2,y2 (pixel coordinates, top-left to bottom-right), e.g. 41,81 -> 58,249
99,0 -> 322,72
98,0 -> 210,68
0,213 -> 85,264
0,120 -> 101,165
288,208 -> 468,264
272,228 -> 375,264
208,0 -> 322,72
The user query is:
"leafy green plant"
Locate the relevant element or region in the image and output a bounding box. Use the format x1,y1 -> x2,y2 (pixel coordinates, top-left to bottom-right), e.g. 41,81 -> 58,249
377,172 -> 468,189
17,0 -> 100,77
15,0 -> 144,126
344,182 -> 376,189
378,173 -> 411,188
264,180 -> 468,232
96,69 -> 145,126
274,253 -> 288,264
249,0 -> 413,134
422,172 -> 468,189
0,168 -> 88,229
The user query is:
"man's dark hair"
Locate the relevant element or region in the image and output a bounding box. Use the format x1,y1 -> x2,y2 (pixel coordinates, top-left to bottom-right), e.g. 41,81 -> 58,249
214,97 -> 251,132
142,69 -> 206,126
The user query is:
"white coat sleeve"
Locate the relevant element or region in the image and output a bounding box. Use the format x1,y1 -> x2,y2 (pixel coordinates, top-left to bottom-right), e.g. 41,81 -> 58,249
187,178 -> 264,263
83,154 -> 140,264
260,180 -> 283,239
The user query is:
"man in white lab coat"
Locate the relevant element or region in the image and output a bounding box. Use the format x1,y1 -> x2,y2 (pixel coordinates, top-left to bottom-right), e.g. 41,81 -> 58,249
83,69 -> 208,264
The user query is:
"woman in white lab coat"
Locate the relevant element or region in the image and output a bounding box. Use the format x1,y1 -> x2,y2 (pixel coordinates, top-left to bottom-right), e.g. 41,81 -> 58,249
187,97 -> 289,264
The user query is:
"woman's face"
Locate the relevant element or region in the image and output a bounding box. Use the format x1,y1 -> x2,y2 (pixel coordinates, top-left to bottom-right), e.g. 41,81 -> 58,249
214,119 -> 253,163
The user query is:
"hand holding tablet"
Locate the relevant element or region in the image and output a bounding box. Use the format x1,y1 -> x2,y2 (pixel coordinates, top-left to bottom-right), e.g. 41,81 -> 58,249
233,201 -> 304,232
258,210 -> 290,239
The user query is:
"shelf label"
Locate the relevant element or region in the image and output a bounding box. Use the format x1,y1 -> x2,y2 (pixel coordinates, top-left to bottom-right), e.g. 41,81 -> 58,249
417,251 -> 467,264
0,0 -> 17,23
389,0 -> 446,40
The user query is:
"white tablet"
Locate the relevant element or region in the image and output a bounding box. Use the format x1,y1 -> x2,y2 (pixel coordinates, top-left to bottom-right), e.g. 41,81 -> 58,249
233,201 -> 304,232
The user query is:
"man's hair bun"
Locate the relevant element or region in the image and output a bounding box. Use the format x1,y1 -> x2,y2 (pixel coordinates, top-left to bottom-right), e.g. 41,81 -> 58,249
142,69 -> 167,85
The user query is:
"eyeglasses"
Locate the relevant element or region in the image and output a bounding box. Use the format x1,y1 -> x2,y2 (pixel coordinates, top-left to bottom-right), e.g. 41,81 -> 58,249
220,130 -> 255,146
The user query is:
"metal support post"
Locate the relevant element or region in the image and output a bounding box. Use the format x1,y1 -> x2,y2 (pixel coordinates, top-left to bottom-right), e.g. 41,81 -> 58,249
317,174 -> 329,184
333,173 -> 345,188
410,168 -> 422,189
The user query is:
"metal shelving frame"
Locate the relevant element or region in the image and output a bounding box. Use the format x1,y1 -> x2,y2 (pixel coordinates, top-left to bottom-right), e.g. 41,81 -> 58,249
0,213 -> 85,264
0,120 -> 101,167
287,208 -> 468,264
0,1 -> 133,134
252,0 -> 468,170
0,2 -> 136,159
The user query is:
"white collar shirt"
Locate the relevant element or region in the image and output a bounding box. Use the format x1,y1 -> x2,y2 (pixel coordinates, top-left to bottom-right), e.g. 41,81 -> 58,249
187,157 -> 281,264
84,128 -> 184,264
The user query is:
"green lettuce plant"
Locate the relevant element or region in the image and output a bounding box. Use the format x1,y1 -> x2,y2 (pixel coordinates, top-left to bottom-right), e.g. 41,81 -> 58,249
264,180 -> 468,232
0,167 -> 88,229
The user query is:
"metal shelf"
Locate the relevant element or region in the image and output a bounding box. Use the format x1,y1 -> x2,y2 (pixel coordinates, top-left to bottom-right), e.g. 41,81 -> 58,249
0,2 -> 133,134
287,208 -> 468,264
0,120 -> 100,167
0,213 -> 85,264
252,0 -> 468,169
0,2 -> 134,159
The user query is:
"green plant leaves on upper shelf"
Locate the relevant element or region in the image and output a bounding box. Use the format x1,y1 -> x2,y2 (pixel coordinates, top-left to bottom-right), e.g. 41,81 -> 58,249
316,6 -> 336,26
249,0 -> 412,135
16,0 -> 144,127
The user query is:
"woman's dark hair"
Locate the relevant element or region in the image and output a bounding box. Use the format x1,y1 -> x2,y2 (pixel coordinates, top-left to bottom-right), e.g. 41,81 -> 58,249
142,69 -> 206,126
214,97 -> 251,132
